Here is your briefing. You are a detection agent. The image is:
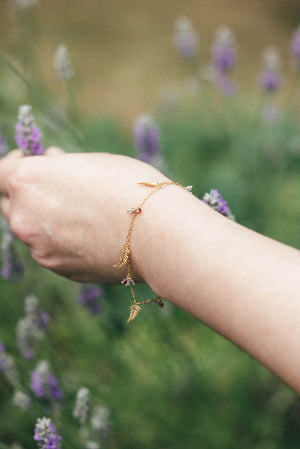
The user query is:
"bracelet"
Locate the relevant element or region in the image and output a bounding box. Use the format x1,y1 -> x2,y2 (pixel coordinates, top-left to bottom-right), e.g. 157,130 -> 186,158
114,181 -> 193,323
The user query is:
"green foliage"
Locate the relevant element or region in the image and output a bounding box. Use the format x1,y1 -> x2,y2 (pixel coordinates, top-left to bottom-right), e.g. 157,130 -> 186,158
1,10 -> 300,449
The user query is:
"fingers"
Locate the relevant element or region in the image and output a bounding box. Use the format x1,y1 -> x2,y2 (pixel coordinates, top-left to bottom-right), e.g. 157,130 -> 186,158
0,196 -> 10,221
0,150 -> 23,196
45,146 -> 65,156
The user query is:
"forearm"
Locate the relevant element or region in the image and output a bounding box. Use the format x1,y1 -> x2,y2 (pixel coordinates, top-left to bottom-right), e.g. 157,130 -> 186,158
132,185 -> 300,392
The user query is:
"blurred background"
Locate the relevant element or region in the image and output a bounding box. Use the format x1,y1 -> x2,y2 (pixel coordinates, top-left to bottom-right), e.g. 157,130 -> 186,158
1,1 -> 300,448
0,0 -> 300,120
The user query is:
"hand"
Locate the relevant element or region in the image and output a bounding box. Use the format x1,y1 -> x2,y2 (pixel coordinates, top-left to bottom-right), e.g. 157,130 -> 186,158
0,149 -> 168,283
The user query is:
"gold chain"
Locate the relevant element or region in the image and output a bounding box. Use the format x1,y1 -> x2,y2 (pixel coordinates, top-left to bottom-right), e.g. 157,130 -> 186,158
114,181 -> 193,323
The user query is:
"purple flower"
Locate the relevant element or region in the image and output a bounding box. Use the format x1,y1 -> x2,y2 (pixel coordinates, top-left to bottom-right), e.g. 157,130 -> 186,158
16,295 -> 50,359
15,105 -> 45,156
39,312 -> 50,329
133,114 -> 161,164
202,189 -> 235,220
1,221 -> 23,280
211,26 -> 237,74
48,374 -> 63,401
258,70 -> 281,91
257,47 -> 281,93
34,417 -> 61,449
78,284 -> 104,314
0,132 -> 8,157
289,25 -> 300,69
173,16 -> 199,60
31,361 -> 63,401
0,343 -> 6,370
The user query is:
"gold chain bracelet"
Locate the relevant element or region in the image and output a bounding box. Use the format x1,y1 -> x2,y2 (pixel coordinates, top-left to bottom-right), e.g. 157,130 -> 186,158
114,181 -> 193,323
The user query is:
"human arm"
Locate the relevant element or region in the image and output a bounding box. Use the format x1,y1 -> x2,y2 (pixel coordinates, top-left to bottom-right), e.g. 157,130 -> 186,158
1,150 -> 300,392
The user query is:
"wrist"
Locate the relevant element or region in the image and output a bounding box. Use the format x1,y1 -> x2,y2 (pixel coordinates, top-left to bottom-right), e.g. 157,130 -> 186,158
131,184 -> 201,299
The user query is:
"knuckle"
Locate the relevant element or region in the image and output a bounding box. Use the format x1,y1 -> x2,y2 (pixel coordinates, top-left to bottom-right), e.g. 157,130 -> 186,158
46,146 -> 64,156
9,213 -> 27,242
8,165 -> 30,194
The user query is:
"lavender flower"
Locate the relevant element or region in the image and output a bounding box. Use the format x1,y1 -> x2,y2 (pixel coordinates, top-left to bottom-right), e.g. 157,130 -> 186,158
78,284 -> 104,314
1,219 -> 23,280
73,387 -> 90,425
0,343 -> 6,370
34,417 -> 61,449
0,352 -> 20,387
0,131 -> 8,157
257,47 -> 281,92
15,105 -> 44,156
172,16 -> 199,60
91,405 -> 110,438
12,390 -> 31,411
16,295 -> 49,359
134,114 -> 161,164
54,44 -> 74,81
31,361 -> 63,401
202,189 -> 235,220
85,443 -> 100,449
289,25 -> 300,70
211,26 -> 237,74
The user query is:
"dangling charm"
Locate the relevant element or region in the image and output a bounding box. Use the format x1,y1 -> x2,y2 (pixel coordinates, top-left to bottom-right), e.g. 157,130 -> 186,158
127,304 -> 142,323
127,207 -> 142,215
121,276 -> 135,287
114,244 -> 130,269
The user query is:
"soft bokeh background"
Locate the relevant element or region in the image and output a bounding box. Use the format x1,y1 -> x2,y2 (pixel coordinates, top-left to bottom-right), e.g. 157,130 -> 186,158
1,0 -> 300,120
1,1 -> 300,448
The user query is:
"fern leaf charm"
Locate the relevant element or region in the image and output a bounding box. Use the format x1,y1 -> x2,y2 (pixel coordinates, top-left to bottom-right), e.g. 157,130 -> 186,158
127,304 -> 142,323
114,244 -> 130,269
138,181 -> 159,187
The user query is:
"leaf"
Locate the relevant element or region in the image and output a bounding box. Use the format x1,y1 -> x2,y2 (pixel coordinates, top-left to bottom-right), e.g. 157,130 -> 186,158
114,245 -> 130,269
138,181 -> 158,187
127,304 -> 141,323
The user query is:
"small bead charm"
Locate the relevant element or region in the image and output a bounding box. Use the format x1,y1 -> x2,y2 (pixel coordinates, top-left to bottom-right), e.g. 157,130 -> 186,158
121,277 -> 135,287
127,207 -> 142,215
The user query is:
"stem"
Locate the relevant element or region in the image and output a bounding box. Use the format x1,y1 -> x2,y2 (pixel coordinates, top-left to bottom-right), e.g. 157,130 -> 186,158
64,79 -> 88,148
0,53 -> 84,147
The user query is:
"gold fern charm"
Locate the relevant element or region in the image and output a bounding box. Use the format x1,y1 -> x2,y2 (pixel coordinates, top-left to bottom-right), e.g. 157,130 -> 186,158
114,244 -> 130,269
127,304 -> 142,323
138,181 -> 159,187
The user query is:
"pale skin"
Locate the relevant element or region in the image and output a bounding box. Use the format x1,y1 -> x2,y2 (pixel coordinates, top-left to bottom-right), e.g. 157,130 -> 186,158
1,149 -> 300,392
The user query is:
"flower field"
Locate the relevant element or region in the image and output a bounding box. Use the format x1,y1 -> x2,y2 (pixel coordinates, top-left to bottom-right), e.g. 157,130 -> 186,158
1,1 -> 300,448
